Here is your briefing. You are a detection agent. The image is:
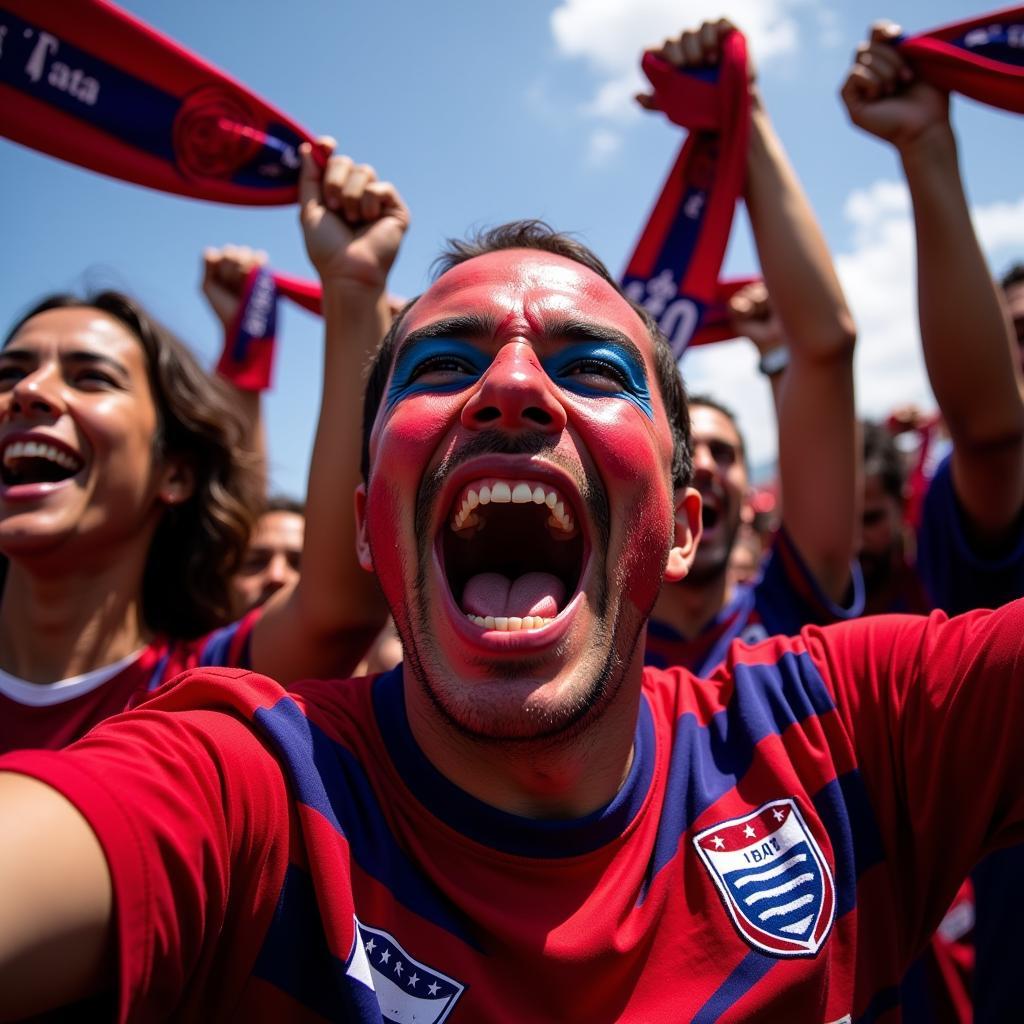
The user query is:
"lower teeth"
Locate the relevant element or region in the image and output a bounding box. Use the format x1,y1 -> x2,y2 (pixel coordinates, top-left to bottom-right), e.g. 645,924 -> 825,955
466,613 -> 554,631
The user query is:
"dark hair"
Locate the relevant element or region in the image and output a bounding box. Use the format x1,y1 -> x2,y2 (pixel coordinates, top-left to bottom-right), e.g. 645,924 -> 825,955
262,493 -> 306,517
687,392 -> 748,466
1,291 -> 262,638
360,220 -> 693,491
1000,262 -> 1024,292
862,420 -> 905,502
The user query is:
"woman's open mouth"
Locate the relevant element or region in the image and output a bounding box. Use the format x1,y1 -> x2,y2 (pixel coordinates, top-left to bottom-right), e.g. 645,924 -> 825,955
1,437 -> 84,489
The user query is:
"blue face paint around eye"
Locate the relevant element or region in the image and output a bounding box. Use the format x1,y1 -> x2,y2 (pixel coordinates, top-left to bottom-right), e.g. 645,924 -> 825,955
385,338 -> 490,412
542,343 -> 654,420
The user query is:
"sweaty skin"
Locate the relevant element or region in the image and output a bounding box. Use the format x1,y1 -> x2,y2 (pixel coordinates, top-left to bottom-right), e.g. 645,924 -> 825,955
357,249 -> 699,816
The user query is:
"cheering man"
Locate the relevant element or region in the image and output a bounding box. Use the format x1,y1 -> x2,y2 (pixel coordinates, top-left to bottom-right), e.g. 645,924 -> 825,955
1,165 -> 1024,1018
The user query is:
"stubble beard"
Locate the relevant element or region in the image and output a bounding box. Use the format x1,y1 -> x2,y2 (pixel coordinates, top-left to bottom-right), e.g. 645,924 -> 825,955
397,429 -> 627,746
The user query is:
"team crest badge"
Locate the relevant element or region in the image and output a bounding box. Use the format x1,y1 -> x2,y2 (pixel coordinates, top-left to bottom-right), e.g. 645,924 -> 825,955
346,918 -> 466,1023
693,798 -> 835,957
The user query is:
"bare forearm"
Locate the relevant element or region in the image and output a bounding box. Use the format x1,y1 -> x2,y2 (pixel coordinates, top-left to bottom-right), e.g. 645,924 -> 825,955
901,127 -> 1024,448
224,386 -> 266,497
745,97 -> 856,363
745,96 -> 858,597
255,281 -> 389,680
302,281 -> 391,629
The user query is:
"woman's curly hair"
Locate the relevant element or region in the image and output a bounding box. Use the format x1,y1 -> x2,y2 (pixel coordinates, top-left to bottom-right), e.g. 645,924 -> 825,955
2,291 -> 262,638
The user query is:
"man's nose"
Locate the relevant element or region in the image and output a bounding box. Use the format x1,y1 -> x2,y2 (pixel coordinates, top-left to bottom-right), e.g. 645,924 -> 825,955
692,441 -> 716,476
264,553 -> 293,586
460,343 -> 567,433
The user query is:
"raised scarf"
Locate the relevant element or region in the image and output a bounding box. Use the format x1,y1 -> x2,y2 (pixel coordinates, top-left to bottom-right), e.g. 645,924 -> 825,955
900,5 -> 1024,114
623,9 -> 1023,358
0,0 -> 316,204
620,30 -> 751,358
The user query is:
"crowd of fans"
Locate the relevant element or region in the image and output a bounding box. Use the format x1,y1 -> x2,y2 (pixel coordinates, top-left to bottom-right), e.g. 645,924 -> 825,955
0,14 -> 1021,1022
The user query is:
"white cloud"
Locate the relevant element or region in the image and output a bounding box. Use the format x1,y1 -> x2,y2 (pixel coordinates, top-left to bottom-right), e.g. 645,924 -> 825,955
677,182 -> 1024,476
550,0 -> 817,125
839,181 -> 1024,425
586,128 -> 623,165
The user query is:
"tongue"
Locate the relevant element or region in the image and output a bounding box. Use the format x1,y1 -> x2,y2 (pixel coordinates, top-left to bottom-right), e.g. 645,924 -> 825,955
462,571 -> 566,619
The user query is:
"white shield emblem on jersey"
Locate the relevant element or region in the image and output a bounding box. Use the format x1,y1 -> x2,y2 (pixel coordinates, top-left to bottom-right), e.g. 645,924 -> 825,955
347,918 -> 466,1023
693,798 -> 836,957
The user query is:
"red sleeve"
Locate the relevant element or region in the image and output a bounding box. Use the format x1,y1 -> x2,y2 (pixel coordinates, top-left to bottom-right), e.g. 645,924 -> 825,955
0,669 -> 292,1023
804,599 -> 1024,950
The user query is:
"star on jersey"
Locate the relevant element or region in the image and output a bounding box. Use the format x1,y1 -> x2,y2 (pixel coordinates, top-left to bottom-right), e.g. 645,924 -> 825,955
348,918 -> 467,1024
712,835 -> 725,849
744,824 -> 757,838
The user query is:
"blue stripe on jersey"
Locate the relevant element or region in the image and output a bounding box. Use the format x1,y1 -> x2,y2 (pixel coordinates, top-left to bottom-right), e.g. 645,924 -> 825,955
373,666 -> 657,858
252,864 -> 379,1021
642,651 -> 836,898
812,773 -> 885,917
252,695 -> 478,947
854,984 -> 901,1024
197,619 -> 244,667
690,949 -> 777,1023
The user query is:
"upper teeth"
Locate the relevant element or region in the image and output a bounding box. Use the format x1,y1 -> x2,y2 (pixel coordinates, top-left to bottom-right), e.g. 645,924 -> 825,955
2,440 -> 81,472
451,478 -> 575,534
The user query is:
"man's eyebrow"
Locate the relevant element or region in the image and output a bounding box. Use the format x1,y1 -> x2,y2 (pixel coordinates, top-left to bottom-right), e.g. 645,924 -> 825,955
544,317 -> 646,363
0,346 -> 40,362
397,314 -> 498,353
394,314 -> 647,365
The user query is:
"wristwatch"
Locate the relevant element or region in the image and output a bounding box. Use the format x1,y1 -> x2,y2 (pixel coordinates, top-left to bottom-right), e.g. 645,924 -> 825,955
758,346 -> 790,378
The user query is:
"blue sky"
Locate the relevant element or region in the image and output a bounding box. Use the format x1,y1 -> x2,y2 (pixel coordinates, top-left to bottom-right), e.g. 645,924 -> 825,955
3,0 -> 1022,492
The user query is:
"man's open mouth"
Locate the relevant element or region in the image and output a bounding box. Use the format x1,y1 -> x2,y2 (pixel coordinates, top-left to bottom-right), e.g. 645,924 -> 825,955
699,487 -> 722,533
440,476 -> 586,632
1,438 -> 84,487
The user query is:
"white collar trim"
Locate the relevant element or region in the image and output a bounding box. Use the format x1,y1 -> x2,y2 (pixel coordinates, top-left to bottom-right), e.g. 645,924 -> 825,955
0,649 -> 146,707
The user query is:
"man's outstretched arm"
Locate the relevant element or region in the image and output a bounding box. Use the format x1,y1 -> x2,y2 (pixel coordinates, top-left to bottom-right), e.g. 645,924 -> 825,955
0,773 -> 113,1018
842,22 -> 1024,541
644,21 -> 859,603
250,141 -> 406,682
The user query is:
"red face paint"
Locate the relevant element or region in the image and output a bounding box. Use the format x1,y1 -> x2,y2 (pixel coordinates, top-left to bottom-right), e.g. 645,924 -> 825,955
359,250 -> 681,744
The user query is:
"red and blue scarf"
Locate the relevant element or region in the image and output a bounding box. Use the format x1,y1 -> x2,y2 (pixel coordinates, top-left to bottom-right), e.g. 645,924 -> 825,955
899,5 -> 1024,115
625,8 -> 1023,358
215,269 -> 327,392
0,0 -> 317,204
621,29 -> 750,358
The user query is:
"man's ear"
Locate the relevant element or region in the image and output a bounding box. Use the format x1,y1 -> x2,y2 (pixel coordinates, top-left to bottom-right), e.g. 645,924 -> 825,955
354,483 -> 374,573
664,486 -> 702,583
156,454 -> 196,506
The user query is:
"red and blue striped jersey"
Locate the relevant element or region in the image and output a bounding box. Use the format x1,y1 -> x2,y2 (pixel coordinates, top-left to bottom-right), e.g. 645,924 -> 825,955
915,452 -> 1024,1023
0,609 -> 258,753
4,600 -> 1023,1022
645,526 -> 865,677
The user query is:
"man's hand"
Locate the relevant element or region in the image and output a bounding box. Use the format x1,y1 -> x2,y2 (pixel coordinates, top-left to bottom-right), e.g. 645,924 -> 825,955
299,137 -> 410,293
636,17 -> 752,110
201,244 -> 267,330
729,281 -> 785,356
840,22 -> 950,151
